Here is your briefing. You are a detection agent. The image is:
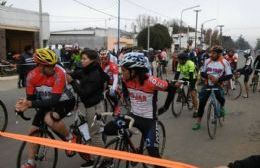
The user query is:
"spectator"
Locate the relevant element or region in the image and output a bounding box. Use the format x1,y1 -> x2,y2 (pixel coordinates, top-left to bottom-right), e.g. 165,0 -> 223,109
53,44 -> 61,62
20,45 -> 35,87
12,52 -> 23,88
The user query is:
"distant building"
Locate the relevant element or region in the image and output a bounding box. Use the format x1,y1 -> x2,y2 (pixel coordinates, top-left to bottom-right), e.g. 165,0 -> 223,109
172,32 -> 203,50
0,6 -> 50,59
49,27 -> 134,51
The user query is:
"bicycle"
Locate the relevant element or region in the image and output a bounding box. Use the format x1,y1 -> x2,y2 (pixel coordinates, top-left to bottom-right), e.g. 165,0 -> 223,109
93,112 -> 166,168
252,69 -> 260,92
16,98 -> 92,168
206,88 -> 225,139
171,80 -> 193,118
0,99 -> 8,132
223,72 -> 242,100
104,87 -> 131,115
156,61 -> 167,80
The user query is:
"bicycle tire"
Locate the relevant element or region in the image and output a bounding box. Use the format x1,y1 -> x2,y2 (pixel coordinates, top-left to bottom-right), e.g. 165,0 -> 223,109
156,120 -> 166,156
207,103 -> 217,139
227,79 -> 242,100
93,137 -> 133,168
17,130 -> 58,168
171,91 -> 184,118
142,121 -> 166,168
0,100 -> 8,132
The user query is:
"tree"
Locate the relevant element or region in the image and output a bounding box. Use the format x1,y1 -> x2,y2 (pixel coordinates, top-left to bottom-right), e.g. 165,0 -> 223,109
0,0 -> 7,6
137,24 -> 172,50
211,30 -> 220,46
204,28 -> 212,45
168,19 -> 196,35
222,36 -> 236,49
135,14 -> 160,31
235,35 -> 251,50
255,39 -> 260,50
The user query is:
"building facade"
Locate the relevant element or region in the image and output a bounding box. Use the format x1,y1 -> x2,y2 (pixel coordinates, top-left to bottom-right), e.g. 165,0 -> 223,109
0,6 -> 50,59
49,27 -> 134,51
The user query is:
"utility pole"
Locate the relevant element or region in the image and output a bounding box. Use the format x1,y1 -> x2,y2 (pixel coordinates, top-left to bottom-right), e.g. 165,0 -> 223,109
117,0 -> 120,53
218,25 -> 224,46
39,0 -> 43,48
179,5 -> 200,50
200,24 -> 203,45
194,9 -> 201,48
147,16 -> 150,50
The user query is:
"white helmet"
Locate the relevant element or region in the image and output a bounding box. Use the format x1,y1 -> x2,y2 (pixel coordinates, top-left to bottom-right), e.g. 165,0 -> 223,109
119,52 -> 147,70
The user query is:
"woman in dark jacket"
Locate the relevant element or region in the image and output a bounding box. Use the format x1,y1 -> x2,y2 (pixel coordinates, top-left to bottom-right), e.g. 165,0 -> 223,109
67,49 -> 108,168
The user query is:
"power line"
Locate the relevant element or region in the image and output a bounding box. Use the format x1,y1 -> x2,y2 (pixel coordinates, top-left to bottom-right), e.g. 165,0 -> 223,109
72,0 -> 135,21
72,0 -> 116,18
124,0 -> 171,19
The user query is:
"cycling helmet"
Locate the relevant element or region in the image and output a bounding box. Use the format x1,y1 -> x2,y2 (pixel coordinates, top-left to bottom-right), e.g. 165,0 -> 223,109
33,48 -> 57,65
99,49 -> 109,57
210,45 -> 223,54
177,52 -> 189,60
243,49 -> 251,57
119,52 -> 147,70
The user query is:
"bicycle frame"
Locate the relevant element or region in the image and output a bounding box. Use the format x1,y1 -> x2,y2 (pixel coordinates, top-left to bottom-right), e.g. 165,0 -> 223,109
207,88 -> 221,118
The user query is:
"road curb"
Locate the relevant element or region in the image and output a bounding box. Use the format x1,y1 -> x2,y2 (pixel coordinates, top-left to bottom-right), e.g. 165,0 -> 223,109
0,75 -> 18,80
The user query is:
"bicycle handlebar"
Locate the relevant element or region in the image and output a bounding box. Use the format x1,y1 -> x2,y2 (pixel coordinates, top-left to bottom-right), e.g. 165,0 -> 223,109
171,80 -> 190,86
15,111 -> 31,121
92,112 -> 135,129
205,88 -> 220,91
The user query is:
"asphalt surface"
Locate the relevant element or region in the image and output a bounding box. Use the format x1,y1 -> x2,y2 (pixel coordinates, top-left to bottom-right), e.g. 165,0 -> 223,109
0,56 -> 260,168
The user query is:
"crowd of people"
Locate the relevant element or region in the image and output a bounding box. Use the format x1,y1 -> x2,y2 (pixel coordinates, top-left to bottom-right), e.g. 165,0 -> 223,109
7,43 -> 260,168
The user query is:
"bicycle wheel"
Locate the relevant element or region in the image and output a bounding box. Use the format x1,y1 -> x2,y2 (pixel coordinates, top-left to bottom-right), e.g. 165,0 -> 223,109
207,103 -> 217,139
17,130 -> 58,168
0,100 -> 8,132
171,91 -> 184,118
227,79 -> 242,100
156,120 -> 166,156
93,137 -> 134,168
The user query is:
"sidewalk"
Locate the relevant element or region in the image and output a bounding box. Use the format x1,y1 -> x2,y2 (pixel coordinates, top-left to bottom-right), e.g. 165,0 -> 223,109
0,75 -> 18,81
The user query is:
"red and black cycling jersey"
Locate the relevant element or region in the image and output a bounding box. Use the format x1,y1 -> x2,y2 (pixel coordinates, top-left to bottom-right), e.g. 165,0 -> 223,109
101,61 -> 119,85
26,65 -> 73,108
122,76 -> 171,119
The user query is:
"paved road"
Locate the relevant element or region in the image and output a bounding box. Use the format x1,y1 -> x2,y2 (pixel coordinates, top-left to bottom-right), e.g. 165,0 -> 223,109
0,57 -> 260,168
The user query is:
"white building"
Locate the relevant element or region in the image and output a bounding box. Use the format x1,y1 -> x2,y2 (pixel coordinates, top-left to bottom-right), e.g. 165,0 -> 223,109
172,32 -> 203,50
0,6 -> 50,59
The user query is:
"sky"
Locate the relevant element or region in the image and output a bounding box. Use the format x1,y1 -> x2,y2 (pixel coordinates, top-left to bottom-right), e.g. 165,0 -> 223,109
5,0 -> 260,46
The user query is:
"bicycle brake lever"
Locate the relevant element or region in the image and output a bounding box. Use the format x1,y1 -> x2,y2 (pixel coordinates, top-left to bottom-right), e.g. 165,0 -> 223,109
15,110 -> 31,121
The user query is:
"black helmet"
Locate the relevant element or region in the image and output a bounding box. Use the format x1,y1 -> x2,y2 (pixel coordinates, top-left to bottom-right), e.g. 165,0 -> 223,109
210,45 -> 223,54
177,52 -> 189,60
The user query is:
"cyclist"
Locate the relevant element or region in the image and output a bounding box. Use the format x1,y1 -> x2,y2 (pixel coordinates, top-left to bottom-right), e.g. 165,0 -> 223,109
104,52 -> 176,168
192,45 -> 233,130
15,48 -> 76,168
224,49 -> 238,73
66,49 -> 109,168
100,50 -> 118,64
174,52 -> 199,118
236,49 -> 254,98
99,49 -> 121,115
250,54 -> 260,92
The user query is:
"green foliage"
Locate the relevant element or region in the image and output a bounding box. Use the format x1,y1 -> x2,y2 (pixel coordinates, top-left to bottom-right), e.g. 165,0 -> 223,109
255,39 -> 260,50
0,0 -> 7,6
235,35 -> 251,50
222,36 -> 236,49
137,24 -> 172,50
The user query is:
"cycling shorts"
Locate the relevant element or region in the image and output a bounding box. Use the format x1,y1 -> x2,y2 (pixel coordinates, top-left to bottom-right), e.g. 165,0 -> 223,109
32,98 -> 75,127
